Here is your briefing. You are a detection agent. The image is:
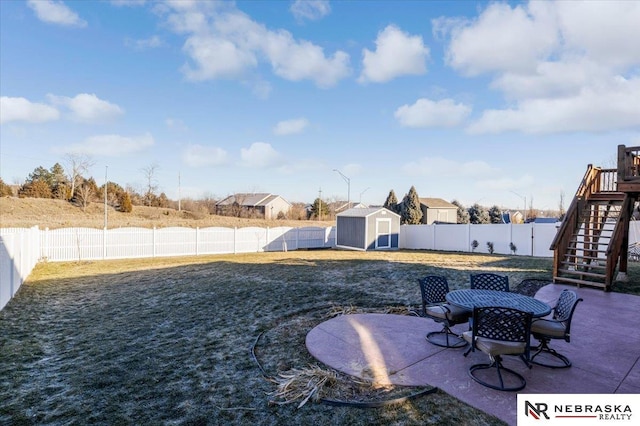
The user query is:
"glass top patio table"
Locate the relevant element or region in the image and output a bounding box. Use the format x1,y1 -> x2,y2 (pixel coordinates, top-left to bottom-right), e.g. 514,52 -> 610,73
446,289 -> 552,318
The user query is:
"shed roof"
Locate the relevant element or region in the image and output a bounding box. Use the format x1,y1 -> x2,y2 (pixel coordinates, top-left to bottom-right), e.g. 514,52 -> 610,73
336,207 -> 400,218
419,198 -> 456,209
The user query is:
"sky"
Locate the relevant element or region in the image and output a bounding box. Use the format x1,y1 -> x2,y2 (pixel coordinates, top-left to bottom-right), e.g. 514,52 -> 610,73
1,0 -> 639,212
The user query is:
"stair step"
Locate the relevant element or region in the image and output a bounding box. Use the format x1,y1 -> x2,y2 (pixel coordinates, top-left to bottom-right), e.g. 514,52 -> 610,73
554,276 -> 608,289
560,261 -> 606,270
558,269 -> 606,279
565,247 -> 608,253
563,255 -> 606,261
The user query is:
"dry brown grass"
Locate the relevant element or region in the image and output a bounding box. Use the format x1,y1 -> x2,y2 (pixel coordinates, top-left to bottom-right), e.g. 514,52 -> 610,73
4,250 -> 540,425
0,196 -> 334,229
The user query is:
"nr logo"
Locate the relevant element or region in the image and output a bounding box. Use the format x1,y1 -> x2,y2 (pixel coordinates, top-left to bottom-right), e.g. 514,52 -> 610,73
525,401 -> 550,420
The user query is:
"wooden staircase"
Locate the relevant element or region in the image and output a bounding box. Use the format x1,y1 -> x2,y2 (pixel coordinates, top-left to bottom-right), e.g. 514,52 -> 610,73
551,145 -> 640,291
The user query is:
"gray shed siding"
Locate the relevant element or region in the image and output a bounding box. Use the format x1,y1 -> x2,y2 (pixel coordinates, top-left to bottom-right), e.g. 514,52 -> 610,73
336,216 -> 366,249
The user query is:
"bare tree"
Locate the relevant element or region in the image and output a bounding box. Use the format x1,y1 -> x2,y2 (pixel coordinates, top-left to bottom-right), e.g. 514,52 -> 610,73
141,163 -> 159,207
66,154 -> 94,201
76,181 -> 94,212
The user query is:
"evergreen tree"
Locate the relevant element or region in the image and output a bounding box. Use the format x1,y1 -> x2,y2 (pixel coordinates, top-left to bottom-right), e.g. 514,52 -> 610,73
468,203 -> 490,224
488,205 -> 503,223
18,180 -> 52,198
0,178 -> 13,197
310,197 -> 329,220
400,186 -> 423,225
118,191 -> 133,213
451,199 -> 469,224
50,162 -> 71,200
383,190 -> 399,213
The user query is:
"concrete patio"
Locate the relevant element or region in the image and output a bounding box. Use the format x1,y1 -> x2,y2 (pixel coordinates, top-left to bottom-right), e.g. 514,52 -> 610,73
306,284 -> 640,425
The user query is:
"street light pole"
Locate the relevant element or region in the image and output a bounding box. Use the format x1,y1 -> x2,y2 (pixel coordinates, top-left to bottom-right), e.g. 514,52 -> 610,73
359,187 -> 370,203
333,169 -> 351,209
510,190 -> 527,223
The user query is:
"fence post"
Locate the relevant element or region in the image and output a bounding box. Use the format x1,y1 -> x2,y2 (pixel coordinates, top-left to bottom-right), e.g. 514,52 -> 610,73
196,227 -> 199,256
266,227 -> 269,252
467,223 -> 471,252
153,227 -> 156,258
103,227 -> 107,260
234,227 -> 237,254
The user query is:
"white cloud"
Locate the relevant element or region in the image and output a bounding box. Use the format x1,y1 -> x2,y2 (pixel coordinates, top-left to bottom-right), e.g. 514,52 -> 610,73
181,34 -> 258,80
468,77 -> 640,134
164,3 -> 351,88
439,1 -> 640,135
110,0 -> 147,6
47,93 -> 124,123
27,0 -> 87,28
439,2 -> 558,76
125,35 -> 165,50
166,118 -> 188,131
0,96 -> 60,124
555,1 -> 640,69
62,133 -> 154,156
290,0 -> 331,22
394,98 -> 471,128
240,142 -> 282,168
182,144 -> 228,167
359,25 -> 429,83
402,157 -> 495,177
273,118 -> 309,135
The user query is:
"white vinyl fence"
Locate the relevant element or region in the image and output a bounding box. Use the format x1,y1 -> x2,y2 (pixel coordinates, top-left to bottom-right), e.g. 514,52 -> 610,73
400,222 -> 563,257
0,227 -> 40,311
3,222 -> 640,312
36,226 -> 336,262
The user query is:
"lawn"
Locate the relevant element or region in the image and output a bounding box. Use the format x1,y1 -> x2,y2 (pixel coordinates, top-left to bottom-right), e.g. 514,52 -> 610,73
1,250 -> 637,425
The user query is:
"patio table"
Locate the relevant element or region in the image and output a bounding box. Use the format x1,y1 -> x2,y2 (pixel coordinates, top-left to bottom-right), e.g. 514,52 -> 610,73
446,289 -> 552,318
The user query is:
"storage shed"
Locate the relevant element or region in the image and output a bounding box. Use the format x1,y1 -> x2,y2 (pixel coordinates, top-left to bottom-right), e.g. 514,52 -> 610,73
336,207 -> 400,251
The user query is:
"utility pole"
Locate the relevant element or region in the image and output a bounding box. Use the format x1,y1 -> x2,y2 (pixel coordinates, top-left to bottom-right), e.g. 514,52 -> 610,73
178,171 -> 181,212
104,165 -> 108,229
318,187 -> 322,221
510,190 -> 527,223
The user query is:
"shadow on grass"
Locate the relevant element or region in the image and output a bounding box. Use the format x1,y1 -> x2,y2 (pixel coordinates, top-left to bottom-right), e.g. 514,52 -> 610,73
2,250 -> 632,425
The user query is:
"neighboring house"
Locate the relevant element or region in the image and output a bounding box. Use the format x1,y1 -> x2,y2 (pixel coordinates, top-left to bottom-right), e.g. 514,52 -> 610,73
419,198 -> 457,224
215,193 -> 291,219
502,211 -> 525,224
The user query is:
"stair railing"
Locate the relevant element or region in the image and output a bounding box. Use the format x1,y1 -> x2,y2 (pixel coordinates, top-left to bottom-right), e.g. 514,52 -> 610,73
551,165 -> 602,279
605,195 -> 633,289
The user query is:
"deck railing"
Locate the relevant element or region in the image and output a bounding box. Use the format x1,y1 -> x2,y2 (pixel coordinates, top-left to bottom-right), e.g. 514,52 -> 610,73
617,145 -> 640,182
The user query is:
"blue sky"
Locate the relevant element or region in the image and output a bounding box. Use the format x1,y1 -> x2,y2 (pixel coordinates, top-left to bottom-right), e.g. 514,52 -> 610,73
1,1 -> 638,212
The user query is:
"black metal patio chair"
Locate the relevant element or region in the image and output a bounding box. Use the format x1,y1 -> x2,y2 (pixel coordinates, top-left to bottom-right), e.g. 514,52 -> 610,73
463,306 -> 533,391
530,289 -> 583,368
418,275 -> 470,348
470,273 -> 509,292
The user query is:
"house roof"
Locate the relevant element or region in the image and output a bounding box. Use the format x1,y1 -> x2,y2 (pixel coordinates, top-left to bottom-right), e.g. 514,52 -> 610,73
419,198 -> 456,209
216,193 -> 290,207
336,207 -> 400,218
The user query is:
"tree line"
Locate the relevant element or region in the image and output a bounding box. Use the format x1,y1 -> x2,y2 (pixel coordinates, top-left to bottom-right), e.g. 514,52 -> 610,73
380,186 -> 509,225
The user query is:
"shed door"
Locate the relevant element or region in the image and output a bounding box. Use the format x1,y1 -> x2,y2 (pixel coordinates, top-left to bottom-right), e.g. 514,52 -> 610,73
375,218 -> 392,249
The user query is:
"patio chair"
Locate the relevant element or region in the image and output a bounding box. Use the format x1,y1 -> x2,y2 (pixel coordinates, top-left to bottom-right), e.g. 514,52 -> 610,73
418,276 -> 470,348
463,306 -> 533,391
530,290 -> 583,368
470,273 -> 509,292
